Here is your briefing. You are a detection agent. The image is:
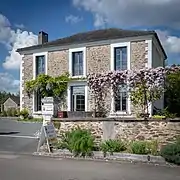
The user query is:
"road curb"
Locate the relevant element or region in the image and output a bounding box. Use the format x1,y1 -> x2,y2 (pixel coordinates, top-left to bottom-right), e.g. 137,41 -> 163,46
32,150 -> 178,167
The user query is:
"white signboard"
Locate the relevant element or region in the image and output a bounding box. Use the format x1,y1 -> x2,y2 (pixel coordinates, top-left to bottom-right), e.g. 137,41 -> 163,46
37,97 -> 56,153
37,122 -> 57,153
42,97 -> 54,103
44,122 -> 56,140
42,104 -> 54,115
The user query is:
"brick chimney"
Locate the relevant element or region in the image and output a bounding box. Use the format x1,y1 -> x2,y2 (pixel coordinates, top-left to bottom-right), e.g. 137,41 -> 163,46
38,31 -> 48,44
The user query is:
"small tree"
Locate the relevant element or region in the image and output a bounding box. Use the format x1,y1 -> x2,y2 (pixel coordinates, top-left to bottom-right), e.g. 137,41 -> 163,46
128,68 -> 165,117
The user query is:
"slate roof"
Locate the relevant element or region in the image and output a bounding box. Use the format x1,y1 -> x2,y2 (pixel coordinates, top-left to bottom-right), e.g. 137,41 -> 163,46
3,96 -> 20,105
17,28 -> 167,58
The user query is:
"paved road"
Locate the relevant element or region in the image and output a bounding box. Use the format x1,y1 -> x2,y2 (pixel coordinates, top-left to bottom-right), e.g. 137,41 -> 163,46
0,119 -> 42,153
0,154 -> 179,180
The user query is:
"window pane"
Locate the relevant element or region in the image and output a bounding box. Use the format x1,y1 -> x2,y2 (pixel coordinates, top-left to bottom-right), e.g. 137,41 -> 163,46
36,55 -> 45,76
71,86 -> 85,111
114,84 -> 127,112
34,90 -> 42,112
114,47 -> 127,70
72,51 -> 83,76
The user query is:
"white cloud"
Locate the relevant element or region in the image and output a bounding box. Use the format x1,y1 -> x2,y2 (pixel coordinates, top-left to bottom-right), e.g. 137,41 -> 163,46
156,30 -> 180,54
94,14 -> 107,28
0,73 -> 19,93
65,14 -> 83,24
14,23 -> 25,29
0,13 -> 38,70
73,0 -> 180,28
0,14 -> 12,44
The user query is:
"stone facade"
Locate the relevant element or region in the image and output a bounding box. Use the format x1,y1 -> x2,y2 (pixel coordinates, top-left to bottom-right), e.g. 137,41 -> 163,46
130,41 -> 149,116
21,40 -> 159,117
57,119 -> 180,147
48,50 -> 69,76
131,41 -> 148,70
86,45 -> 110,74
86,45 -> 111,113
22,54 -> 33,113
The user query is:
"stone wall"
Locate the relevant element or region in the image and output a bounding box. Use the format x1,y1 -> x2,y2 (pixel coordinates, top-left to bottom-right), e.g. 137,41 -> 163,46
55,118 -> 180,146
86,45 -> 111,113
131,41 -> 148,70
48,50 -> 68,76
21,54 -> 33,113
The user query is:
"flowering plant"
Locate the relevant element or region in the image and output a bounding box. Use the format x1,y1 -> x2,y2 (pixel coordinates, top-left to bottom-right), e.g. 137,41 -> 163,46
87,65 -> 180,118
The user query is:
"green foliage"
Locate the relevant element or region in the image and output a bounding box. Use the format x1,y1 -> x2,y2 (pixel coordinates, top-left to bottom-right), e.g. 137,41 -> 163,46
160,140 -> 180,165
152,115 -> 166,119
0,91 -> 16,107
25,73 -> 70,98
129,141 -> 148,155
1,110 -> 7,117
17,118 -> 43,122
100,139 -> 126,155
58,128 -> 95,157
6,108 -> 18,117
53,122 -> 61,130
19,108 -> 29,119
57,131 -> 72,150
165,71 -> 180,117
154,107 -> 177,119
146,140 -> 159,156
130,84 -> 162,116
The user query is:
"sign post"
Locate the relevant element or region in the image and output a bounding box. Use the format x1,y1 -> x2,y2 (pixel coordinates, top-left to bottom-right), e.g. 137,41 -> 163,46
37,97 -> 57,153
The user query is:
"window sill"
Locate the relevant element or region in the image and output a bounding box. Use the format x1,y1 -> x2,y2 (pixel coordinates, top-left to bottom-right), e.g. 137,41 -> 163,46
70,75 -> 86,79
109,111 -> 132,117
33,111 -> 42,115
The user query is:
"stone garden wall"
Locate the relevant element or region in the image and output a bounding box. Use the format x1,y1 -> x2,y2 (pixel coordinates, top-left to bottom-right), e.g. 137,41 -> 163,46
53,118 -> 180,146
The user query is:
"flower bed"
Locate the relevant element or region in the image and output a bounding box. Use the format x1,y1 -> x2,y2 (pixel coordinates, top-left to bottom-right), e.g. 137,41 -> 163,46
47,127 -> 180,165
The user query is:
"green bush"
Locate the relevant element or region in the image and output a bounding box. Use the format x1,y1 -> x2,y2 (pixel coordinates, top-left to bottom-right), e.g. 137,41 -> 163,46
130,141 -> 148,155
6,108 -> 18,117
1,110 -> 7,117
19,108 -> 29,119
160,140 -> 180,165
6,109 -> 12,116
100,139 -> 126,155
59,127 -> 95,157
146,140 -> 159,156
58,131 -> 72,150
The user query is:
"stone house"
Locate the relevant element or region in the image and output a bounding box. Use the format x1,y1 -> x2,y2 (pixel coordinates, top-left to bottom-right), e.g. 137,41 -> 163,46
17,28 -> 167,118
2,96 -> 20,111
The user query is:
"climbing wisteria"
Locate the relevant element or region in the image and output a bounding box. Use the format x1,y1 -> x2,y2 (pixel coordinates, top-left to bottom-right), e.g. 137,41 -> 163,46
87,65 -> 180,117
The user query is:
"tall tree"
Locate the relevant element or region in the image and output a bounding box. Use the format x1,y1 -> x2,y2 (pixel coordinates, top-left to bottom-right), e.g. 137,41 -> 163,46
165,71 -> 180,116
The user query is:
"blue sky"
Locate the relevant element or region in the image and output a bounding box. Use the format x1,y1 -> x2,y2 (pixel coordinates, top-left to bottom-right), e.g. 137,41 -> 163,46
0,0 -> 180,93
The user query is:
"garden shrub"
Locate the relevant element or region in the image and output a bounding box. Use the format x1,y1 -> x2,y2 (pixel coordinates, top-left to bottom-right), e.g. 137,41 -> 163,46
130,141 -> 148,155
6,108 -> 13,116
59,127 -> 95,157
1,110 -> 7,117
100,139 -> 126,155
160,140 -> 180,165
146,140 -> 159,156
19,108 -> 29,119
53,121 -> 61,130
6,108 -> 18,117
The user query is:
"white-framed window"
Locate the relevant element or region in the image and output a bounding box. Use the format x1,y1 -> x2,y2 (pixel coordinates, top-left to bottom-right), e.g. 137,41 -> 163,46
67,81 -> 88,112
69,47 -> 86,78
33,52 -> 48,113
110,42 -> 131,115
